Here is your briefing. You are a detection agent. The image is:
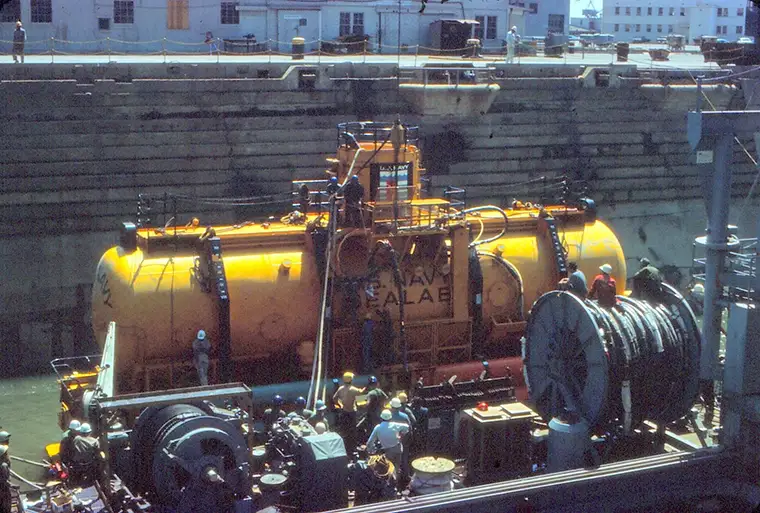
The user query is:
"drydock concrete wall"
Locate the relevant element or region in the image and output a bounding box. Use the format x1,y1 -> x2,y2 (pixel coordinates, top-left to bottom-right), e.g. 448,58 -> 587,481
1,63 -> 758,375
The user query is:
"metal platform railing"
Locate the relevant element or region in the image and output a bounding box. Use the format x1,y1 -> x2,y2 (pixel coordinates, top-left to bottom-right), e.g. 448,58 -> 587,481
692,235 -> 760,301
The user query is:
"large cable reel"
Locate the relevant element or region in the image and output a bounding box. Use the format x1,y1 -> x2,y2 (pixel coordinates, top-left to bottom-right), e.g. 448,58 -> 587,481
522,284 -> 701,431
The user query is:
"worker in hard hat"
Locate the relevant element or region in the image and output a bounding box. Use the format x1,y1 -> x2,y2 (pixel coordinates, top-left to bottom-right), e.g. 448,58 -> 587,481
70,423 -> 100,485
192,329 -> 211,386
308,399 -> 330,431
506,26 -> 519,64
396,393 -> 417,425
60,419 -> 81,468
364,376 -> 388,432
389,398 -> 411,427
333,371 -> 364,454
263,395 -> 286,434
631,258 -> 665,303
343,175 -> 365,227
326,176 -> 340,197
366,410 -> 409,481
390,397 -> 414,486
0,442 -> 11,513
588,263 -> 617,308
293,396 -> 313,419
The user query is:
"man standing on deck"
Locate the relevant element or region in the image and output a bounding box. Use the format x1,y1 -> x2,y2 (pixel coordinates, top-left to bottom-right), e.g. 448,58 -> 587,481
559,261 -> 587,299
60,419 -> 81,468
71,423 -> 100,485
631,258 -> 665,302
12,21 -> 26,64
364,376 -> 388,431
506,26 -> 519,64
192,329 -> 211,386
366,410 -> 409,482
588,263 -> 617,308
333,371 -> 365,455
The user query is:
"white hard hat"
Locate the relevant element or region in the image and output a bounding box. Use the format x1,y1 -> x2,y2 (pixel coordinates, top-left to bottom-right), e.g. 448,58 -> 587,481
380,409 -> 392,421
390,398 -> 402,409
600,264 -> 613,274
197,330 -> 206,340
68,419 -> 81,431
315,422 -> 327,434
79,423 -> 92,435
511,26 -> 517,31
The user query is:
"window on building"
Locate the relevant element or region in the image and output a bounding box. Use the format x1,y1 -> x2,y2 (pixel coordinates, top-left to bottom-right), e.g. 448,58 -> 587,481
658,7 -> 663,16
486,16 -> 497,39
614,7 -> 620,15
339,12 -> 351,36
635,23 -> 641,31
614,23 -> 619,32
625,7 -> 631,16
636,7 -> 641,16
625,24 -> 630,32
221,2 -> 239,24
167,0 -> 188,30
680,7 -> 685,17
668,7 -> 674,16
646,24 -> 651,32
340,12 -> 363,36
548,14 -> 564,33
657,24 -> 662,32
474,15 -> 485,39
0,0 -> 20,23
668,24 -> 673,33
647,7 -> 652,15
528,3 -> 538,14
738,8 -> 745,17
352,13 -> 364,35
31,0 -> 52,23
113,1 -> 134,24
737,25 -> 743,34
98,18 -> 110,30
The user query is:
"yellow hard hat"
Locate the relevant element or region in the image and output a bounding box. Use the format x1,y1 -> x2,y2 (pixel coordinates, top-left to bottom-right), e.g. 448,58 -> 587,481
398,392 -> 409,404
342,371 -> 354,383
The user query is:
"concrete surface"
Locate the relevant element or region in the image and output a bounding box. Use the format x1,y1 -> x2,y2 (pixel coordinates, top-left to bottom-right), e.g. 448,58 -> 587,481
0,51 -> 723,70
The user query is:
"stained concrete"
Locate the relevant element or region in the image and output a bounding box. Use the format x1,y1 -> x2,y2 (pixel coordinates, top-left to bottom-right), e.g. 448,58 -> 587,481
1,62 -> 758,375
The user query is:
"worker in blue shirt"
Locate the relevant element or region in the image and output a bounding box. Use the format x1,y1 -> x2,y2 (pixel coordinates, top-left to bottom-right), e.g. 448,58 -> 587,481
366,410 -> 409,480
389,397 -> 410,426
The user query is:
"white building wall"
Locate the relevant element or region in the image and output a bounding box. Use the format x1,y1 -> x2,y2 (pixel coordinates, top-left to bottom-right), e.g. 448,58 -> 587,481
1,0 -> 529,53
602,0 -> 747,42
521,0 -> 570,37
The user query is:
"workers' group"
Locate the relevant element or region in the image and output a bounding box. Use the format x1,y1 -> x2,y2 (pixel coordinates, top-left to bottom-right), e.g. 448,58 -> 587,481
559,257 -> 664,308
333,372 -> 420,487
259,371 -> 423,489
59,419 -> 101,484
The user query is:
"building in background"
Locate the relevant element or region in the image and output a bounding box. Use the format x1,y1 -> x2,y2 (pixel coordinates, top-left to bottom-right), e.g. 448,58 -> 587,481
0,0 -> 569,54
603,1 -> 748,42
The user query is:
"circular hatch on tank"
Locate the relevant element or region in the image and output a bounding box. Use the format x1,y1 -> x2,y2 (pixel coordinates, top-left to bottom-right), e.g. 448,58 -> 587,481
335,232 -> 370,278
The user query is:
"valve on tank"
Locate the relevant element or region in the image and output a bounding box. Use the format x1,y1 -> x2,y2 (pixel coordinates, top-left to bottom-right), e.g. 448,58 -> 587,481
128,404 -> 251,512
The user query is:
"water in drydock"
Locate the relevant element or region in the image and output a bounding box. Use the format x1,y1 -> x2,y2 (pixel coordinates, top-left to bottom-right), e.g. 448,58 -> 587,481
0,375 -> 61,481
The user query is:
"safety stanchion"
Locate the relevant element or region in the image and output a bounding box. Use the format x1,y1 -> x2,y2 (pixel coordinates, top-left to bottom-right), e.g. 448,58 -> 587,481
216,38 -> 221,63
50,36 -> 54,63
107,37 -> 111,63
162,37 -> 166,63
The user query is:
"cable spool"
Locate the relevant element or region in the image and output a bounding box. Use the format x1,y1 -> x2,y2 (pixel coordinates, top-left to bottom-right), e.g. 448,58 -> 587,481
523,284 -> 701,431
